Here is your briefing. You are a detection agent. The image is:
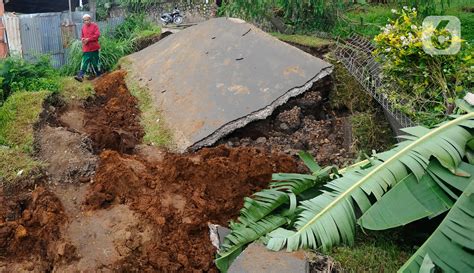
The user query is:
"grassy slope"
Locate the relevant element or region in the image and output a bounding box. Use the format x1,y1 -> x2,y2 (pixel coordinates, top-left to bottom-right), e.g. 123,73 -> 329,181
0,91 -> 49,182
126,78 -> 174,148
270,33 -> 334,47
61,78 -> 95,103
0,91 -> 49,151
0,77 -> 95,183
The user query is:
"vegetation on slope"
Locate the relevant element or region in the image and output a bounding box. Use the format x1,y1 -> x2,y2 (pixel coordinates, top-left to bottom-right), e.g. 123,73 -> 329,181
217,108 -> 474,272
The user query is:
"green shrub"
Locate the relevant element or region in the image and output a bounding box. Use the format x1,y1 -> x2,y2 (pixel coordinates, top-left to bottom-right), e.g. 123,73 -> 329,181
373,7 -> 473,126
0,55 -> 59,104
116,0 -> 157,12
114,14 -> 161,41
220,0 -> 349,33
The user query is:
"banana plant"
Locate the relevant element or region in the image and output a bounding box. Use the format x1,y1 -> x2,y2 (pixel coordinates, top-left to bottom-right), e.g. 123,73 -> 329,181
399,178 -> 474,272
216,112 -> 474,272
267,113 -> 474,252
216,152 -> 332,272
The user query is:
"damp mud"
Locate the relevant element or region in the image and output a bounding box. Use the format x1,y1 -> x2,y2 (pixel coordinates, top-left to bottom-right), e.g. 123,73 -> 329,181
0,71 -> 303,272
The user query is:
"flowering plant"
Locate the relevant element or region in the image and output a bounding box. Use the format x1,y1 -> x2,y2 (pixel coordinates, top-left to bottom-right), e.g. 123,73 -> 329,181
373,7 -> 473,126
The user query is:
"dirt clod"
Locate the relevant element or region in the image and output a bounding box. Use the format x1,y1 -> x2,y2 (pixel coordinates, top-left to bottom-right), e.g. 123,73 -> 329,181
83,70 -> 144,153
276,106 -> 302,132
84,145 -> 298,272
0,186 -> 70,270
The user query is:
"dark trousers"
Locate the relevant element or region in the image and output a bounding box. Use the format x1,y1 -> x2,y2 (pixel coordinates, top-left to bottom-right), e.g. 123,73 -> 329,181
79,50 -> 100,76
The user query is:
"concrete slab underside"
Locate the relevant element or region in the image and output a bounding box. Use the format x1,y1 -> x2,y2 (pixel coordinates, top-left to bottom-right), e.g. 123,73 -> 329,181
126,17 -> 333,151
228,243 -> 309,273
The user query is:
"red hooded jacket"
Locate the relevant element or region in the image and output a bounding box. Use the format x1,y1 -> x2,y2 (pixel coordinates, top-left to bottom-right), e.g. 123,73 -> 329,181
81,23 -> 101,52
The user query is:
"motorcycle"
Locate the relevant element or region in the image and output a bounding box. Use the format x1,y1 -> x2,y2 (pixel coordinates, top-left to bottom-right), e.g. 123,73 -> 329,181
160,7 -> 184,25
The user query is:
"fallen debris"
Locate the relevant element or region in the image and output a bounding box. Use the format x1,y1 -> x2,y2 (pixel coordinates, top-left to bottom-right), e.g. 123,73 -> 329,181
229,243 -> 309,273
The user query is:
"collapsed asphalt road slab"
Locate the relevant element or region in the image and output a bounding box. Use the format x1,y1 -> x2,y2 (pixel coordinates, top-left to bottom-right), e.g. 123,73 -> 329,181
124,17 -> 333,151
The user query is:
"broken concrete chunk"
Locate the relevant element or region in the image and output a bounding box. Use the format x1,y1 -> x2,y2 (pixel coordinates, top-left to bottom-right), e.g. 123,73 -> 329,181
125,17 -> 332,152
464,92 -> 474,106
229,242 -> 309,273
208,223 -> 231,250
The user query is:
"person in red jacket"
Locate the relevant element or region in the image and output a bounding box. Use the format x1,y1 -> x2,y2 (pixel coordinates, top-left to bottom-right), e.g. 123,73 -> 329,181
75,14 -> 101,82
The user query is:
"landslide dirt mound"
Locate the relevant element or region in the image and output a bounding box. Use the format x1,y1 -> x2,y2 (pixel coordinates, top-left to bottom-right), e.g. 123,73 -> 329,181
83,70 -> 144,153
84,145 -> 298,272
0,185 -> 73,271
221,79 -> 354,167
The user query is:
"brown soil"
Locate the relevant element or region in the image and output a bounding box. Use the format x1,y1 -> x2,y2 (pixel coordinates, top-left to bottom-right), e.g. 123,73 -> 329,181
220,78 -> 354,167
84,145 -> 297,272
0,71 -> 300,272
83,70 -> 144,153
36,125 -> 97,183
0,185 -> 73,271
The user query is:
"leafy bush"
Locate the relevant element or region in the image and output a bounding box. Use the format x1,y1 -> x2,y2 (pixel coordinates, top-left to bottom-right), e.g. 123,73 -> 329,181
220,0 -> 349,33
374,7 -> 473,126
114,14 -> 160,40
116,0 -> 157,12
0,56 -> 59,104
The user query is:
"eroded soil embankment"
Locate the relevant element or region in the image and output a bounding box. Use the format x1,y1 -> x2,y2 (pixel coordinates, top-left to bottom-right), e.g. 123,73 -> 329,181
0,70 -> 299,272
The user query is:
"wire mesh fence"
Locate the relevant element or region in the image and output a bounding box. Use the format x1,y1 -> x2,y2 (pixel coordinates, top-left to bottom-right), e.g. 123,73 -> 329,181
334,34 -> 416,134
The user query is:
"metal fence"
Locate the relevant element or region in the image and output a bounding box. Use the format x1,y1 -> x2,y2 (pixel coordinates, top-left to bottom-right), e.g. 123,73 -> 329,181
2,11 -> 124,67
334,34 -> 416,136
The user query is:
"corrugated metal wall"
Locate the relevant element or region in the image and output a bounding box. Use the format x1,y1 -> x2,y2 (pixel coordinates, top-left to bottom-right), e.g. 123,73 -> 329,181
19,12 -> 64,66
2,11 -> 124,67
3,15 -> 21,56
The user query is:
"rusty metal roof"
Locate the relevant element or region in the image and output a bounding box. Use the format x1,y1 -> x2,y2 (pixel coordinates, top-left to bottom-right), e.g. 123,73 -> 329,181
126,17 -> 333,152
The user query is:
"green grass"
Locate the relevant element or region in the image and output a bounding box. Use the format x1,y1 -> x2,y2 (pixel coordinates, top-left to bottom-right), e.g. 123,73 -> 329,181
330,230 -> 413,272
134,28 -> 162,40
124,74 -> 174,148
446,3 -> 474,42
332,1 -> 474,42
271,33 -> 334,47
332,5 -> 393,38
60,77 -> 95,103
350,111 -> 395,154
0,91 -> 50,151
0,91 -> 49,183
325,53 -> 373,113
0,148 -> 43,183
